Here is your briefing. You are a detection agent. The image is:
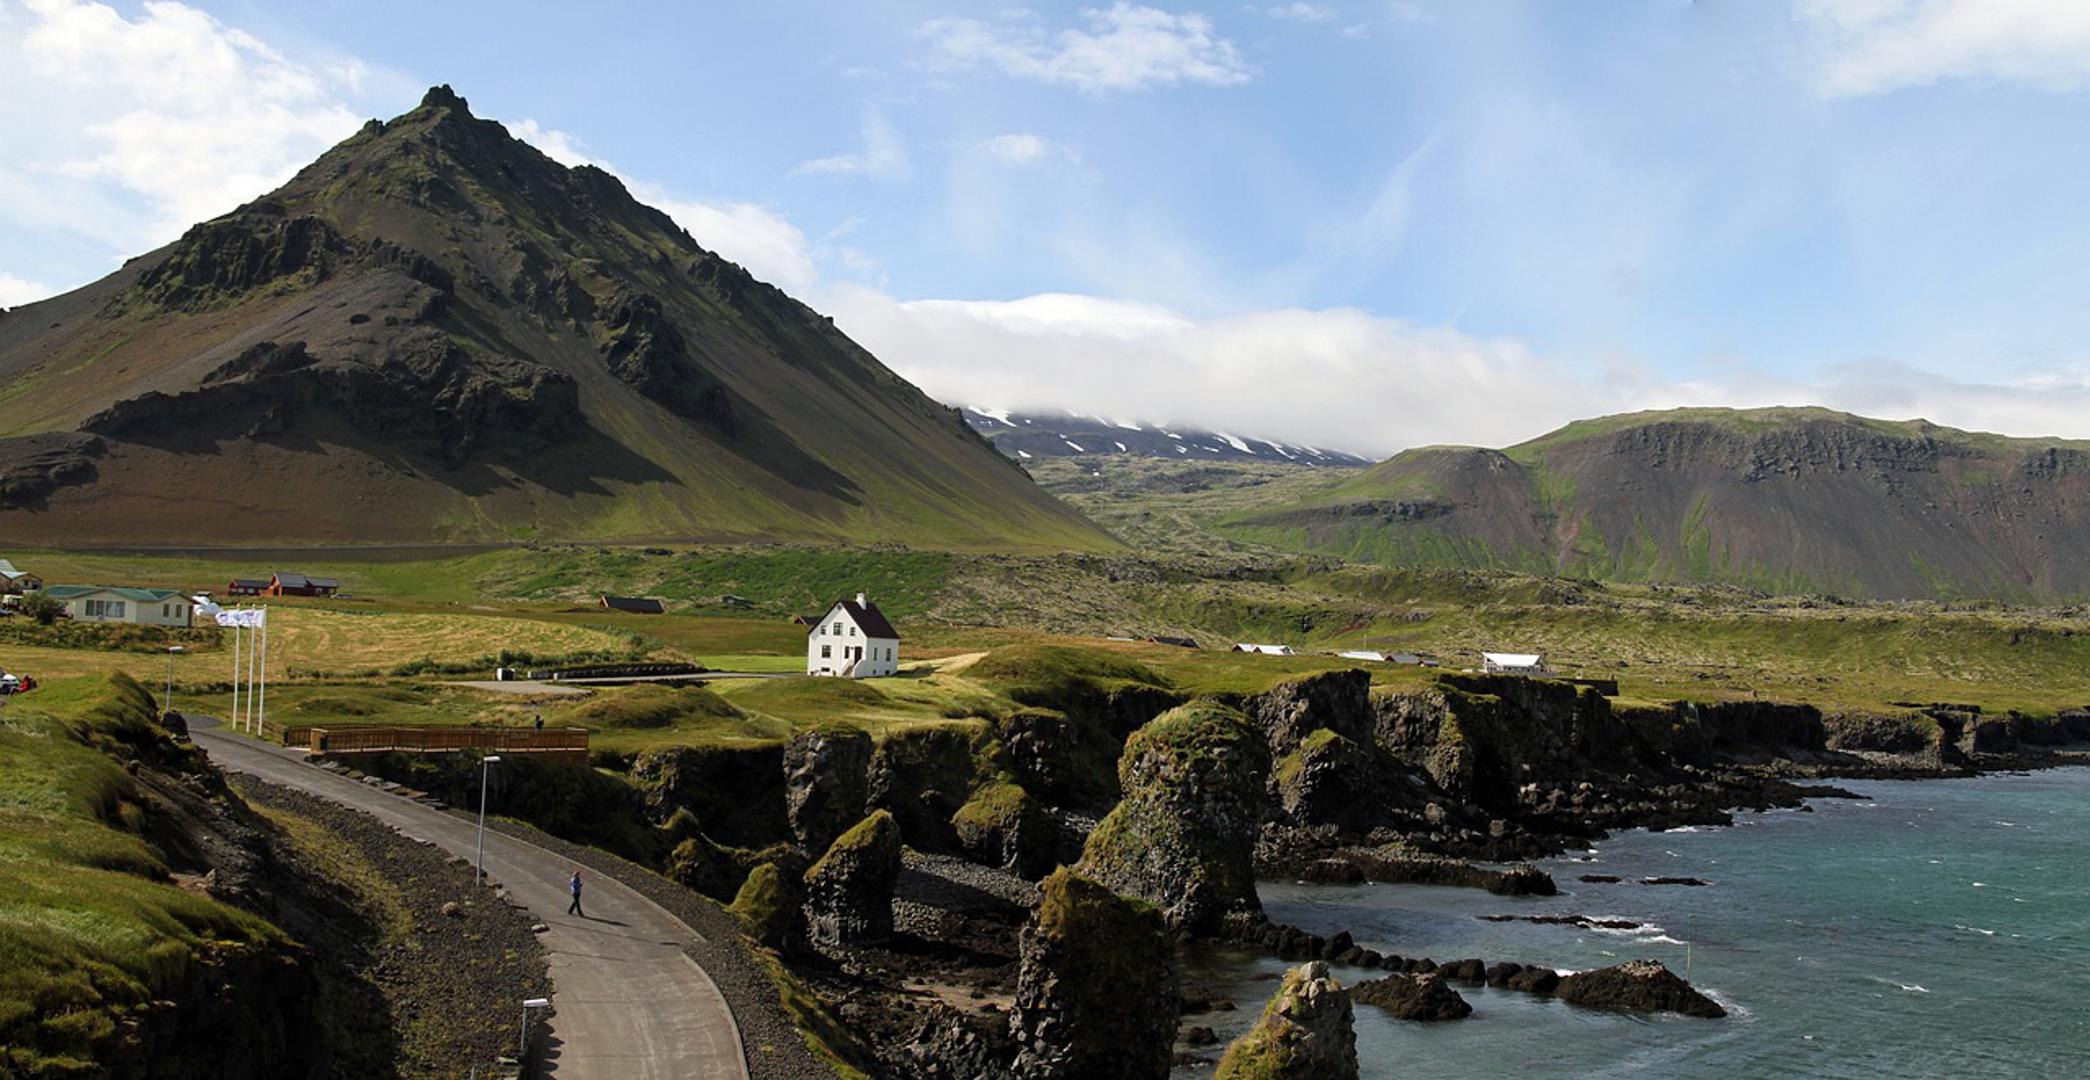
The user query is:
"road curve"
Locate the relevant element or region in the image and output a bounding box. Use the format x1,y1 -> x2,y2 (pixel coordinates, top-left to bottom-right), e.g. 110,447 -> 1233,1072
189,720 -> 750,1079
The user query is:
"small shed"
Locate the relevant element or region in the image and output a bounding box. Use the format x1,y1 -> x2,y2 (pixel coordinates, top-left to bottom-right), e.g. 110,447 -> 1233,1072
0,560 -> 41,594
1482,652 -> 1546,674
1338,650 -> 1386,662
601,595 -> 666,614
1233,643 -> 1295,656
1148,635 -> 1200,649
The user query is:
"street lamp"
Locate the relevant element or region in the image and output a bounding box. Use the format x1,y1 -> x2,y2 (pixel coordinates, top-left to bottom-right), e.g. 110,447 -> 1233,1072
164,645 -> 184,716
475,755 -> 502,884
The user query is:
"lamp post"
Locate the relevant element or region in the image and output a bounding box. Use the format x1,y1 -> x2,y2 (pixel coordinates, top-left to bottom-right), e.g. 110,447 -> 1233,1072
164,645 -> 184,716
475,755 -> 502,884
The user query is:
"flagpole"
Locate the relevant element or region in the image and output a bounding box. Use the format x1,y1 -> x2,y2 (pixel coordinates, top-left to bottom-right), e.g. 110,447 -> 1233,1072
256,611 -> 268,740
230,618 -> 242,733
245,611 -> 258,735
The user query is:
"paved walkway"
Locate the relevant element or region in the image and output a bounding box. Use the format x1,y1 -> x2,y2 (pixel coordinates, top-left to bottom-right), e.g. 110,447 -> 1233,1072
189,719 -> 749,1079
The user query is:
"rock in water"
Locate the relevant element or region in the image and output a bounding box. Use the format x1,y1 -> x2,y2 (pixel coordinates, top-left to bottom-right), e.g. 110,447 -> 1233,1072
1009,868 -> 1179,1079
1553,959 -> 1726,1018
1349,972 -> 1473,1021
803,810 -> 901,949
1215,961 -> 1359,1079
1077,702 -> 1270,934
784,726 -> 873,854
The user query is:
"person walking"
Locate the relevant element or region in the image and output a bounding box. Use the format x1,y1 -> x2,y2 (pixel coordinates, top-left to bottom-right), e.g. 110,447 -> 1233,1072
567,869 -> 584,917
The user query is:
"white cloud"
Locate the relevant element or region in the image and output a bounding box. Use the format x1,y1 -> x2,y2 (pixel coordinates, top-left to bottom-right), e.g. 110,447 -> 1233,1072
0,272 -> 50,307
644,193 -> 820,293
1263,3 -> 1335,22
921,3 -> 1255,94
1796,0 -> 2090,95
504,119 -> 603,169
790,108 -> 911,180
820,285 -> 2090,457
500,120 -> 822,294
977,132 -> 1056,166
0,0 -> 366,251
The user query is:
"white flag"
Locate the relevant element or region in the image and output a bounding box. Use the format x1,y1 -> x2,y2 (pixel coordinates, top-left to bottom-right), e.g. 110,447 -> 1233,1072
214,609 -> 267,628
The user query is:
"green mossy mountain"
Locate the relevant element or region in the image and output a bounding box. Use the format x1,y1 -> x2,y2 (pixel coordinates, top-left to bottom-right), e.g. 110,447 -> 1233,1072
1224,406 -> 2090,600
0,86 -> 1114,552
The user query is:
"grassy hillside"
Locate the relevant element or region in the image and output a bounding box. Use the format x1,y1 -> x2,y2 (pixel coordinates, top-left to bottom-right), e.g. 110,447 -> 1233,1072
0,87 -> 1111,555
0,675 -> 285,1075
1223,406 -> 2090,600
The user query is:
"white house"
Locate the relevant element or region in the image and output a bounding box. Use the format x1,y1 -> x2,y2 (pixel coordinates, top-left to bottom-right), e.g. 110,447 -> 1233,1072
1233,643 -> 1295,656
806,593 -> 900,678
1482,652 -> 1545,674
45,585 -> 194,627
1338,650 -> 1386,662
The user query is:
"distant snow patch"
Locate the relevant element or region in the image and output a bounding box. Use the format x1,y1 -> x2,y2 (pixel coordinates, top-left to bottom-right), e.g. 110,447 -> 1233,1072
1114,441 -> 1128,452
1016,449 -> 1032,458
1063,440 -> 1086,452
1213,431 -> 1255,454
973,407 -> 1014,426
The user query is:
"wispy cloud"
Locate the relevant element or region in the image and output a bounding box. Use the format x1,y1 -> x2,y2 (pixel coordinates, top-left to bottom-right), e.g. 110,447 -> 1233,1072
920,3 -> 1255,94
1263,3 -> 1336,23
1796,0 -> 2090,96
976,132 -> 1059,166
790,108 -> 911,179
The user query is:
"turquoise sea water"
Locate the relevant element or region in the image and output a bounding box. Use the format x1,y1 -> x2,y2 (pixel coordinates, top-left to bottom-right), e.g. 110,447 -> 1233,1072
1182,769 -> 2090,1077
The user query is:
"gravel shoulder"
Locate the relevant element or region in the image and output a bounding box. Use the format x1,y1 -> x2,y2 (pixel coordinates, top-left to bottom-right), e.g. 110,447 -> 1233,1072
235,775 -> 552,1077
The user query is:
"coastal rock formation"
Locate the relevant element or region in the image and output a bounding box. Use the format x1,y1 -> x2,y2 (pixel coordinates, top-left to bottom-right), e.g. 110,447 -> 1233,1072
1214,961 -> 1358,1079
1350,972 -> 1472,1021
954,780 -> 1059,881
1273,729 -> 1391,833
869,725 -> 982,851
1077,701 -> 1271,933
784,726 -> 873,854
1246,669 -> 1376,756
1553,959 -> 1725,1018
630,743 -> 788,848
803,810 -> 902,949
1009,868 -> 1180,1079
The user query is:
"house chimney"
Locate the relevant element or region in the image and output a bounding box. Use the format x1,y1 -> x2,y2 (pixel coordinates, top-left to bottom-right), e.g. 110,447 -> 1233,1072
856,592 -> 867,605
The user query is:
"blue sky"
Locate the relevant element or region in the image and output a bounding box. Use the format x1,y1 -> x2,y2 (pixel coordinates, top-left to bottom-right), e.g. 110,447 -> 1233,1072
7,0 -> 2090,455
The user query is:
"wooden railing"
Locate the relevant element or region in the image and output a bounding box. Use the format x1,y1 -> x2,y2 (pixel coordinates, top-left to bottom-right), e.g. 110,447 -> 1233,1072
305,725 -> 588,764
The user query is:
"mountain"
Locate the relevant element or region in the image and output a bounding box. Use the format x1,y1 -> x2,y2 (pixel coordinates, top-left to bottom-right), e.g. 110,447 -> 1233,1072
1222,406 -> 2090,600
962,408 -> 1371,467
0,87 -> 1112,552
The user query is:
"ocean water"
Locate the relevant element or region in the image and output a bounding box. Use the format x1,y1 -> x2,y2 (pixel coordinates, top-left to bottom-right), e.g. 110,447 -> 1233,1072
1181,769 -> 2090,1077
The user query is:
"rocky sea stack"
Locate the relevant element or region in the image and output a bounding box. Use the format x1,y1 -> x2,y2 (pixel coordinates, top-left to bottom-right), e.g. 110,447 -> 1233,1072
1009,868 -> 1180,1079
1215,961 -> 1359,1079
1077,701 -> 1271,934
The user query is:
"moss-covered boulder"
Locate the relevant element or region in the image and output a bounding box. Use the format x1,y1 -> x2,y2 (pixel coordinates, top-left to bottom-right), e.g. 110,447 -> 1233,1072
1274,728 -> 1390,832
954,779 -> 1060,880
1009,868 -> 1179,1079
783,725 -> 873,854
1076,701 -> 1269,934
802,809 -> 902,949
665,834 -> 792,902
729,860 -> 806,955
1214,961 -> 1358,1079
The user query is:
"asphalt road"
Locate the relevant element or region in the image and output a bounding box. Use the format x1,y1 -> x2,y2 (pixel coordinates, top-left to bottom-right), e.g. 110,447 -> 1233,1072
189,719 -> 750,1079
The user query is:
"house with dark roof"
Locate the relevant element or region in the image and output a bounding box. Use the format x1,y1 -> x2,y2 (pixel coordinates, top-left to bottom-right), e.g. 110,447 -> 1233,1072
601,595 -> 666,614
226,577 -> 270,596
266,572 -> 340,597
805,592 -> 900,678
1147,634 -> 1200,649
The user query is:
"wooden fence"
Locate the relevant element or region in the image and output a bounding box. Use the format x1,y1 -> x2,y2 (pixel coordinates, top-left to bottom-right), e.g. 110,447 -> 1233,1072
304,725 -> 589,765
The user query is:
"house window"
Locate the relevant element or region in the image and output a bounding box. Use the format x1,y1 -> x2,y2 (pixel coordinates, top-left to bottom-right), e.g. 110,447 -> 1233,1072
849,625 -> 856,636
84,599 -> 126,619
821,645 -> 831,658
833,621 -> 843,634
